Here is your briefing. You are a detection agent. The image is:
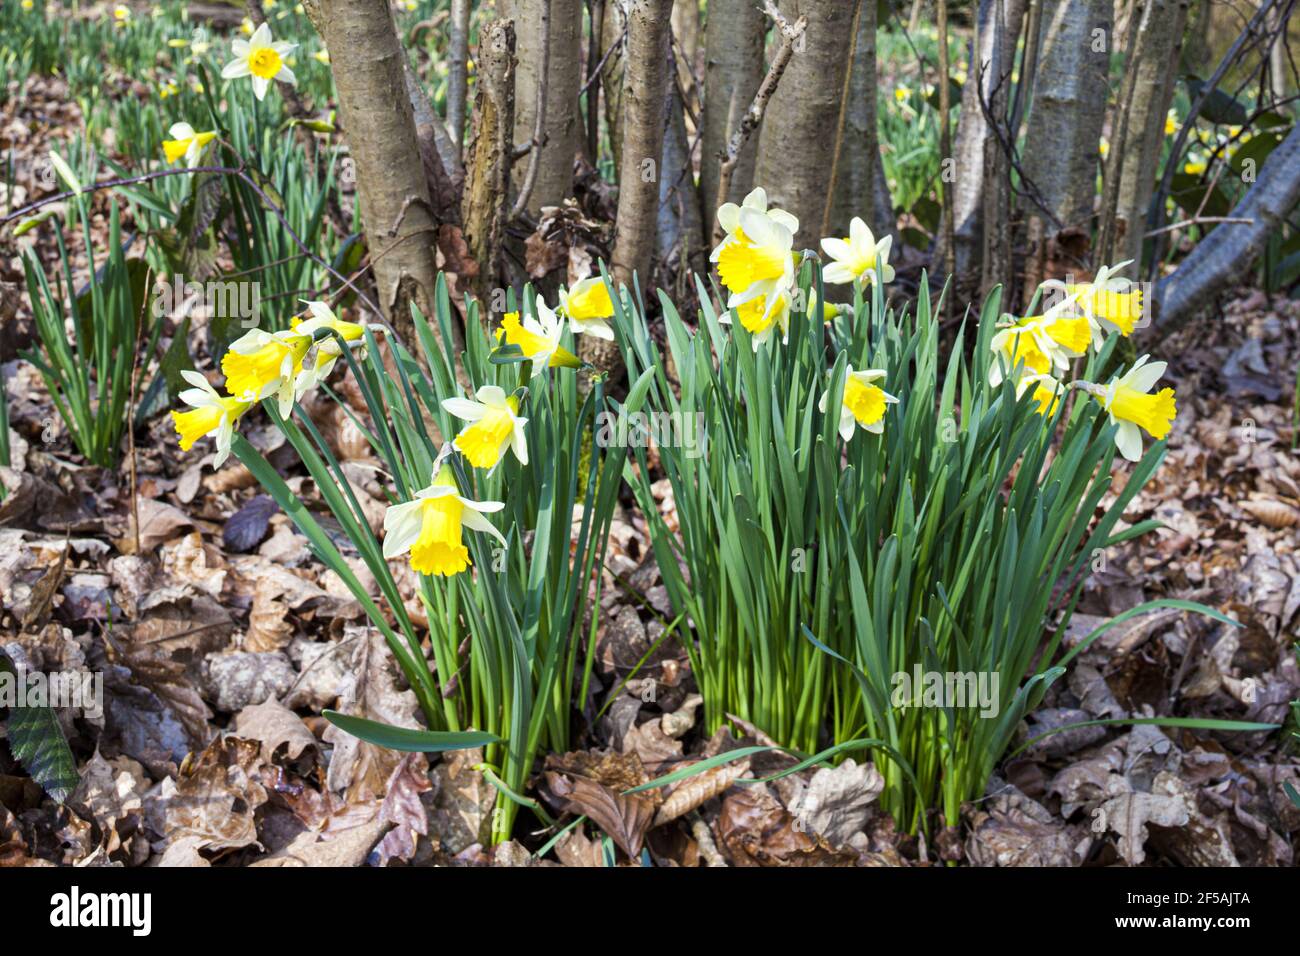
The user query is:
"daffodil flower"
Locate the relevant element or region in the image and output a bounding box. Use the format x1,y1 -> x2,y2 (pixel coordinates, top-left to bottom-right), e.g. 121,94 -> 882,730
1042,260 -> 1144,342
289,300 -> 373,391
820,367 -> 899,441
710,190 -> 799,308
714,205 -> 797,315
711,187 -> 799,261
989,296 -> 1089,385
820,217 -> 895,287
314,48 -> 330,65
171,371 -> 251,467
113,5 -> 130,23
1080,355 -> 1177,461
443,385 -> 528,472
162,122 -> 216,168
1017,372 -> 1066,418
20,0 -> 34,11
221,327 -> 312,416
494,298 -> 581,375
382,465 -> 505,576
805,287 -> 845,325
894,84 -> 912,103
558,278 -> 615,340
1164,110 -> 1178,136
720,287 -> 791,350
221,22 -> 297,101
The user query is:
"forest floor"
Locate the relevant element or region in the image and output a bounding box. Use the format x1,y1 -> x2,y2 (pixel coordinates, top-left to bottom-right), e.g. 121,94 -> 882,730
2,73 -> 1299,870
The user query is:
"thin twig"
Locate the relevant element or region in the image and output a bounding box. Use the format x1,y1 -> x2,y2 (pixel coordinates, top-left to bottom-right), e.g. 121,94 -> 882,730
1142,215 -> 1254,238
710,0 -> 806,248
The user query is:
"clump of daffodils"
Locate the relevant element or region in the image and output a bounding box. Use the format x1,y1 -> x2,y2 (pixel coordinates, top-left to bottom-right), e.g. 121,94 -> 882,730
171,300 -> 369,460
710,188 -> 898,439
706,192 -> 1173,462
173,286 -> 609,580
993,260 -> 1175,461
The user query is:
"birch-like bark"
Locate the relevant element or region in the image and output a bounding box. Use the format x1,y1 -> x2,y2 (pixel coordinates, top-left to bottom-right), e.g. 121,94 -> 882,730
698,0 -> 766,215
461,19 -> 516,298
1019,0 -> 1113,230
505,0 -> 583,214
1108,0 -> 1189,268
318,0 -> 446,347
1155,124 -> 1300,329
754,0 -> 857,249
936,0 -> 1009,284
826,0 -> 891,239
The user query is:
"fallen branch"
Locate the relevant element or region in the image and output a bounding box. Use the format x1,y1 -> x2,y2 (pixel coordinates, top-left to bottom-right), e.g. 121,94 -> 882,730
1153,122 -> 1300,333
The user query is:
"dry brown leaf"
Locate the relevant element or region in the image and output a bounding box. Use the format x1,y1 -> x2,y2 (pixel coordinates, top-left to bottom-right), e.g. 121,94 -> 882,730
544,772 -> 655,859
654,757 -> 750,826
372,753 -> 432,866
1240,496 -> 1300,529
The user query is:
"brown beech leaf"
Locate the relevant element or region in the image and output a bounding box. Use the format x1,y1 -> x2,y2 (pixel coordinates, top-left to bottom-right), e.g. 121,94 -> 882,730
654,757 -> 750,826
544,772 -> 655,859
1240,496 -> 1300,529
145,735 -> 268,858
373,753 -> 432,866
716,786 -> 859,867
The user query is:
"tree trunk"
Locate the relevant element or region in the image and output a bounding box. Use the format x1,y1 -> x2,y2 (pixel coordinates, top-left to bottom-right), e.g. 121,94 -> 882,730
461,19 -> 516,299
657,75 -> 706,299
1154,124 -> 1300,330
937,0 -> 1013,287
826,0 -> 892,240
505,0 -> 583,215
447,0 -> 471,145
1109,0 -> 1189,268
1020,0 -> 1113,231
601,0 -> 629,179
980,0 -> 1019,296
754,0 -> 857,250
671,0 -> 701,115
318,0 -> 447,348
611,0 -> 674,290
698,0 -> 765,216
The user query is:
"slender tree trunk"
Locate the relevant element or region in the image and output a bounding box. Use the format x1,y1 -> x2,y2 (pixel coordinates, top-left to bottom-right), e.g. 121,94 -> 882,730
937,0 -> 1006,288
827,0 -> 892,240
461,19 -> 516,299
657,75 -> 706,299
318,0 -> 448,348
671,0 -> 701,115
698,0 -> 766,216
611,0 -> 674,289
447,0 -> 471,145
1108,0 -> 1189,268
1020,0 -> 1112,232
980,0 -> 1019,296
505,0 -> 583,214
601,1 -> 629,180
1155,124 -> 1300,329
754,0 -> 857,249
